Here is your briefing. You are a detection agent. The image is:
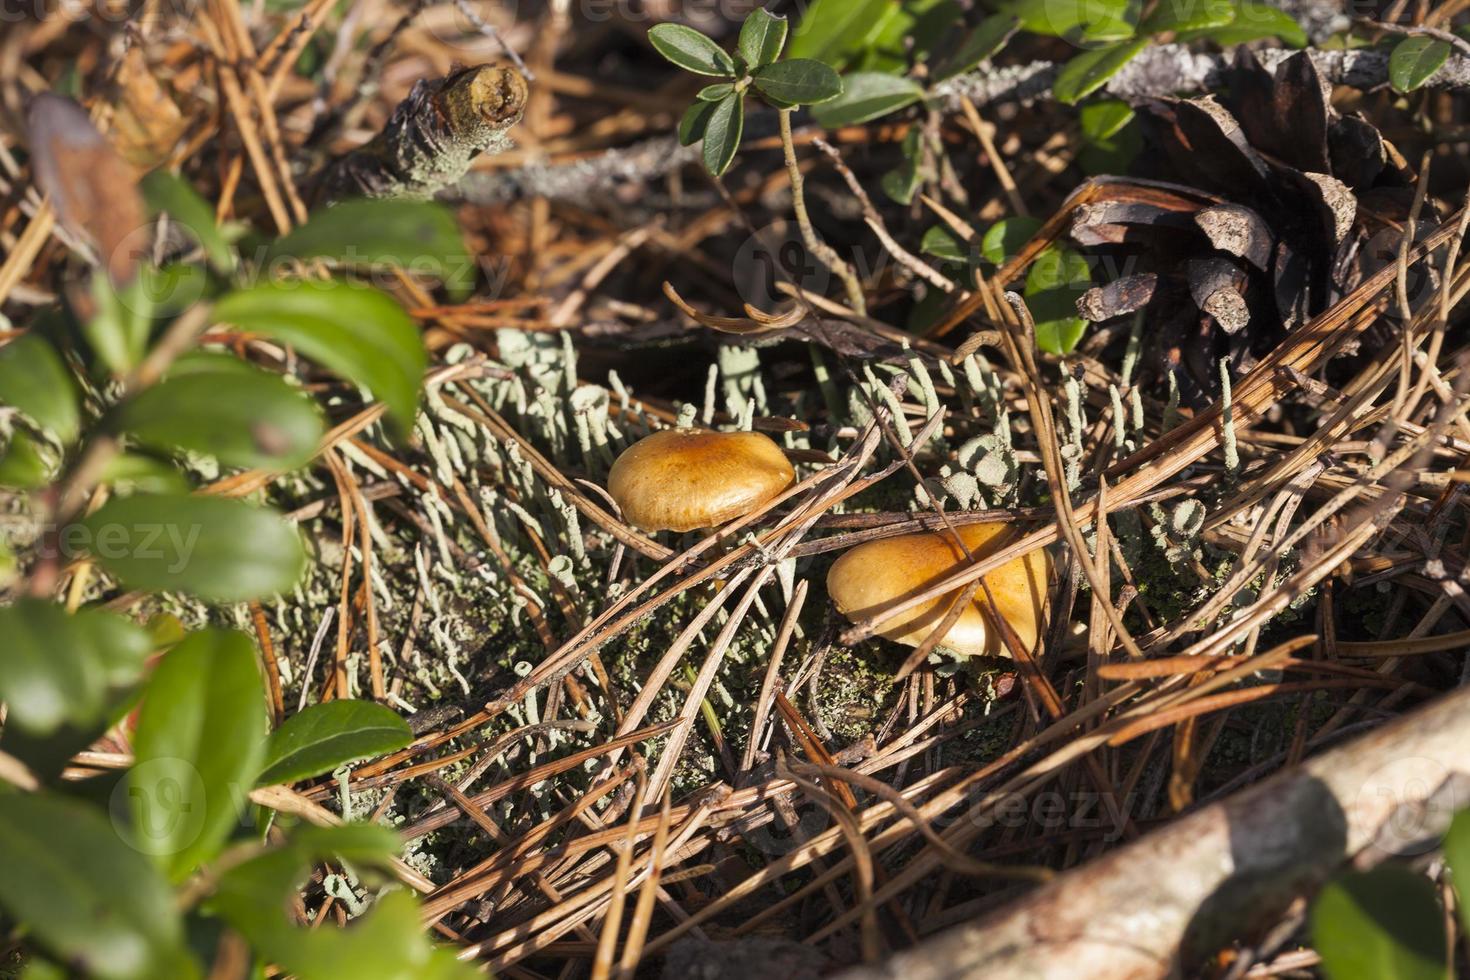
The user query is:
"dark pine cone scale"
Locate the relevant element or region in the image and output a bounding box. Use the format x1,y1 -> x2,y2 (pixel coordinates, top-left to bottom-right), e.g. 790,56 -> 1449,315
1068,48 -> 1434,403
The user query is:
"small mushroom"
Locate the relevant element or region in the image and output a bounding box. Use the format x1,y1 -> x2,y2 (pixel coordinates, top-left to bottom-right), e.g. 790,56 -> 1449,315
826,523 -> 1050,659
608,428 -> 795,533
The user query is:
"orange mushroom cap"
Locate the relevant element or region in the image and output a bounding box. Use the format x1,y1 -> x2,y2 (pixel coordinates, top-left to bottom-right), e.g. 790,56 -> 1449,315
607,428 -> 796,533
826,523 -> 1051,659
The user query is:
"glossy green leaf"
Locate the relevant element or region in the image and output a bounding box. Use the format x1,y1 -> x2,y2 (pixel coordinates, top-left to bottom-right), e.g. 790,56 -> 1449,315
812,71 -> 924,126
0,429 -> 57,488
0,794 -> 196,980
0,333 -> 80,443
259,700 -> 413,786
921,226 -> 970,263
1389,37 -> 1451,93
679,98 -> 718,145
214,279 -> 426,438
1178,0 -> 1305,46
264,199 -> 471,299
1052,37 -> 1149,105
76,493 -> 305,602
1311,867 -> 1447,980
739,8 -> 789,68
648,23 -> 737,77
1025,245 -> 1092,355
115,354 -> 323,470
980,216 -> 1044,266
1005,0 -> 1134,39
1441,807 -> 1470,934
752,59 -> 843,105
701,94 -> 745,177
787,0 -> 896,69
935,13 -> 1020,81
1140,0 -> 1234,33
141,170 -> 236,274
0,599 -> 151,736
696,82 -> 735,100
128,629 -> 267,878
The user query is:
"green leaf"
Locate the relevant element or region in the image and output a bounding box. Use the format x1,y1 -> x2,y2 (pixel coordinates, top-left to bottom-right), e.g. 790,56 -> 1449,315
1178,0 -> 1305,46
0,429 -> 57,489
679,98 -> 718,145
812,71 -> 924,126
701,93 -> 745,177
128,629 -> 267,878
0,599 -> 151,736
1005,0 -> 1135,39
739,8 -> 789,68
854,0 -> 962,74
86,273 -> 153,375
1052,37 -> 1149,105
980,216 -> 1044,265
115,354 -> 324,470
921,226 -> 970,263
787,0 -> 896,70
1080,99 -> 1136,142
696,82 -> 735,100
214,279 -> 426,439
76,492 -> 305,602
0,794 -> 197,980
0,333 -> 80,443
648,23 -> 737,77
213,825 -> 475,980
935,13 -> 1020,81
752,59 -> 844,105
141,171 -> 237,274
1311,867 -> 1447,980
1441,807 -> 1470,934
1025,245 -> 1092,355
1140,0 -> 1235,33
264,199 -> 471,300
1389,37 -> 1451,93
100,452 -> 192,495
259,700 -> 413,786
881,126 -> 924,205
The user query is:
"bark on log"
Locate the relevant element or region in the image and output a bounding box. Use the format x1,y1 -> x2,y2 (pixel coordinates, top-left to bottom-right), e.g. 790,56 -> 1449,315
839,684 -> 1470,980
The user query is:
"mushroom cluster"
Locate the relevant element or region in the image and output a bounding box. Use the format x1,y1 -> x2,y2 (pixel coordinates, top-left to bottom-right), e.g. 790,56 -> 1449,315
607,428 -> 795,533
605,431 -> 1050,664
827,523 -> 1050,660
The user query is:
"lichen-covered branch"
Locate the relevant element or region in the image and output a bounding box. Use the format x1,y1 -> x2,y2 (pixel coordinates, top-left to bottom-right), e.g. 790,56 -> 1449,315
934,45 -> 1470,111
314,64 -> 528,203
452,45 -> 1468,206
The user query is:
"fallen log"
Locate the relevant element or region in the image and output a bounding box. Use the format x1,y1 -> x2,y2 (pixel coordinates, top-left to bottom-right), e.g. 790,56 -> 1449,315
840,684 -> 1470,980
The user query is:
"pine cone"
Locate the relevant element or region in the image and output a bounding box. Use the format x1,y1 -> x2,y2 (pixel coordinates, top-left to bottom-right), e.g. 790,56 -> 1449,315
1069,49 -> 1433,401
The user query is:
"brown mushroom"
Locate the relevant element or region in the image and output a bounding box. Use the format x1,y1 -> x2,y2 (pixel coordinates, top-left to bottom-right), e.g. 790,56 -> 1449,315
826,523 -> 1051,659
607,428 -> 795,533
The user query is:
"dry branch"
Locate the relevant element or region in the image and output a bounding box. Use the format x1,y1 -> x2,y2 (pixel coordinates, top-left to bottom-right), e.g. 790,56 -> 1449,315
456,45 -> 1469,205
840,684 -> 1470,980
315,64 -> 528,203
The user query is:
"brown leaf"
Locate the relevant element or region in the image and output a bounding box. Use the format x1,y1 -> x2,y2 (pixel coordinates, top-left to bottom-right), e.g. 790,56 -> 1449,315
27,93 -> 146,286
